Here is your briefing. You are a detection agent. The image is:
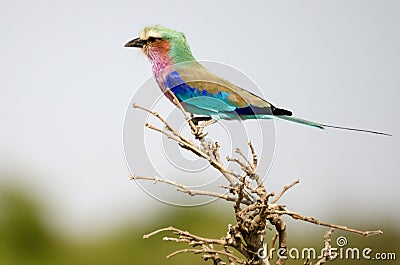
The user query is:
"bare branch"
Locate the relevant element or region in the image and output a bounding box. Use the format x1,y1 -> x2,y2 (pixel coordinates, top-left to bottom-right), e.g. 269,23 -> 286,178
248,141 -> 258,168
145,123 -> 180,142
235,148 -> 255,171
144,226 -> 247,264
131,175 -> 239,203
144,226 -> 225,245
267,232 -> 279,261
272,209 -> 382,236
134,103 -> 238,186
314,229 -> 335,265
133,103 -> 183,139
166,248 -> 246,264
164,89 -> 197,132
271,179 -> 300,204
268,215 -> 287,265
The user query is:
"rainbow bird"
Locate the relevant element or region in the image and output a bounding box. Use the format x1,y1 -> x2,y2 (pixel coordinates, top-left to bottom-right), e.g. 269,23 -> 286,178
125,25 -> 390,136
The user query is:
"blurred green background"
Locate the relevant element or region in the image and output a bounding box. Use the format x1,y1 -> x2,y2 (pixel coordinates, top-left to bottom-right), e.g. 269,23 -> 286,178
0,178 -> 398,265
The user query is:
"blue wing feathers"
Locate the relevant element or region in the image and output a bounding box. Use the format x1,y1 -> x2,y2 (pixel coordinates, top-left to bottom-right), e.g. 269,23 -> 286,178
166,71 -> 233,108
163,70 -> 292,119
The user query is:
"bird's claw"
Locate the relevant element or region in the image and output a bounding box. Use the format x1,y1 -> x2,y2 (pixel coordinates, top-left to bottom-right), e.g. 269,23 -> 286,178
190,116 -> 212,126
191,126 -> 208,140
190,118 -> 216,140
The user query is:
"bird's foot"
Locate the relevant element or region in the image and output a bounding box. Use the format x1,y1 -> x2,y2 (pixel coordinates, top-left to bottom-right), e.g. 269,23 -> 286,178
189,117 -> 217,140
190,116 -> 212,126
191,125 -> 208,140
198,118 -> 217,128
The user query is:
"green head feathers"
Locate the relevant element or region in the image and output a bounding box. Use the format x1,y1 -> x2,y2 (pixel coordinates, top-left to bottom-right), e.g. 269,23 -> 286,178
126,25 -> 195,66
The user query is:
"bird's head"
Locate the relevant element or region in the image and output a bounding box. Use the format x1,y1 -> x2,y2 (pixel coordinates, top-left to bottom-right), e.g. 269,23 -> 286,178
125,25 -> 195,70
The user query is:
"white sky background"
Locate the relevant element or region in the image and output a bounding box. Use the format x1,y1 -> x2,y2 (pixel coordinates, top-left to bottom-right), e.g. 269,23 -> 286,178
0,1 -> 399,236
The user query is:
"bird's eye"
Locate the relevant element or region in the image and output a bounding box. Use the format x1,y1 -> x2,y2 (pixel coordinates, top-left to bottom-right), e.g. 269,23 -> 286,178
147,37 -> 161,42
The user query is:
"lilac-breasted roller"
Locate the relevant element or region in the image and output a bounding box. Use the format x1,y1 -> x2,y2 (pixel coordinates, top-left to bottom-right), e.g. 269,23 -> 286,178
125,25 -> 390,136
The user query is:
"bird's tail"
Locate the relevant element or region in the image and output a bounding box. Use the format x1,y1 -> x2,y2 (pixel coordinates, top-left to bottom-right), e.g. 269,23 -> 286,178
275,116 -> 391,136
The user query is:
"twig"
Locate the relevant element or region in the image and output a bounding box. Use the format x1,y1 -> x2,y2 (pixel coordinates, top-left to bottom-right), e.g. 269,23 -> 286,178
133,103 -> 187,142
134,103 -> 238,186
235,148 -> 255,171
271,179 -> 300,204
164,89 -> 197,131
166,248 -> 246,264
267,232 -> 279,261
248,141 -> 258,168
145,123 -> 181,142
144,226 -> 225,244
272,209 -> 382,237
314,229 -> 335,265
144,226 -> 247,264
131,175 -> 239,203
268,215 -> 287,265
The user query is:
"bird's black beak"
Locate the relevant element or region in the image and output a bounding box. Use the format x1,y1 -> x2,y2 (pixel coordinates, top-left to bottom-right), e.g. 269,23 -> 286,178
124,38 -> 145,48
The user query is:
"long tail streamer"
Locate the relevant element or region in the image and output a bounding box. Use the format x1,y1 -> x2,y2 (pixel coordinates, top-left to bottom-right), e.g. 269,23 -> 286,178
276,116 -> 391,136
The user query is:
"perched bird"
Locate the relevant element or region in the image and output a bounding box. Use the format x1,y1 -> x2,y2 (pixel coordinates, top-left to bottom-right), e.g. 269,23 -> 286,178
125,25 -> 390,136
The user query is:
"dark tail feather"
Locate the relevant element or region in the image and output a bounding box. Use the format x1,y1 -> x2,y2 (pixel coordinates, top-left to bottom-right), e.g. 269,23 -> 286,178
276,116 -> 391,136
321,124 -> 392,136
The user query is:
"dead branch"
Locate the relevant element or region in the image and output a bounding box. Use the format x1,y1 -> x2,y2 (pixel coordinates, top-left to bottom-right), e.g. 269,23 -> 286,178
271,179 -> 300,204
131,102 -> 383,265
305,229 -> 335,265
270,209 -> 382,237
130,175 -> 238,203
